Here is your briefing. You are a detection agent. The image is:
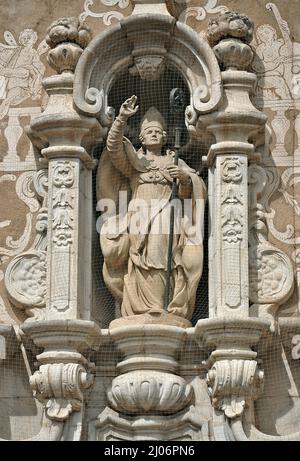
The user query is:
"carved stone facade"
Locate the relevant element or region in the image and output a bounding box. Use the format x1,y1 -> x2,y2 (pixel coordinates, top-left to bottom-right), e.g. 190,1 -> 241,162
0,0 -> 300,443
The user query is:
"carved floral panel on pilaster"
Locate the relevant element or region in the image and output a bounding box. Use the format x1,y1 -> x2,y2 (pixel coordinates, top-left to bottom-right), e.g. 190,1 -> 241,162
218,156 -> 247,311
52,162 -> 75,248
47,160 -> 77,315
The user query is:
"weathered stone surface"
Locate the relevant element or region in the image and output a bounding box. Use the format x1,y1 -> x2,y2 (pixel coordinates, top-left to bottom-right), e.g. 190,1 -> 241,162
0,0 -> 300,442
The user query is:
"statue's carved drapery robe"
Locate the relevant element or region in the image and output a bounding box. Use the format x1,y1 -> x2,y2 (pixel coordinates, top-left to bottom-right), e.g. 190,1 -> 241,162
97,117 -> 206,320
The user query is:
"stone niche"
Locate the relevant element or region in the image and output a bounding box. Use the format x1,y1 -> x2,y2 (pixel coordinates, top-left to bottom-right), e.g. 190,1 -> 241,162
73,14 -> 221,328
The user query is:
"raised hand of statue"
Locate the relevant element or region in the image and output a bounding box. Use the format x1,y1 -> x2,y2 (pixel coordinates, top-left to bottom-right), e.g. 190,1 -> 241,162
119,95 -> 139,121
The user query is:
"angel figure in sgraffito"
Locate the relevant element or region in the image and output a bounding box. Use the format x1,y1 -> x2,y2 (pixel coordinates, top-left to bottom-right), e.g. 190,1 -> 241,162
0,28 -> 48,119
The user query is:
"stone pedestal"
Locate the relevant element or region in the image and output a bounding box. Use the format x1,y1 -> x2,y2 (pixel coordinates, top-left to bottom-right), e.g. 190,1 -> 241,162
94,323 -> 204,440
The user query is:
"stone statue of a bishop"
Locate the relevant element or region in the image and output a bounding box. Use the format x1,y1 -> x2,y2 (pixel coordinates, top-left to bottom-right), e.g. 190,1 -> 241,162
97,95 -> 206,323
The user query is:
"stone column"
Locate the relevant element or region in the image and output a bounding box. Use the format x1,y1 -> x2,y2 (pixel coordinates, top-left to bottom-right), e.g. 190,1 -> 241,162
194,12 -> 270,438
29,18 -> 100,321
20,17 -> 102,440
203,11 -> 267,319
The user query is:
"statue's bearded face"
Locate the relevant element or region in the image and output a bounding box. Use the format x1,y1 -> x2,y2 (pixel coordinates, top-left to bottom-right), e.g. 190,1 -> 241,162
140,126 -> 165,149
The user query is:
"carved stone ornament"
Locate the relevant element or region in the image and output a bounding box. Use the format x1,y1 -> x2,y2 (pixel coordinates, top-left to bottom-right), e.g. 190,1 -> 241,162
207,11 -> 254,70
221,157 -> 243,183
129,55 -> 166,81
249,243 -> 294,305
195,318 -> 270,422
30,363 -> 93,421
45,17 -> 91,73
45,17 -> 91,49
206,11 -> 254,47
5,250 -> 46,309
207,359 -> 264,419
108,370 -> 193,414
47,44 -> 84,74
213,39 -> 254,71
4,169 -> 48,319
21,320 -> 101,429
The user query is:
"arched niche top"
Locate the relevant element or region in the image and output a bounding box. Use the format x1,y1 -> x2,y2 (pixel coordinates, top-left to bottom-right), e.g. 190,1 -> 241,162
73,14 -> 222,127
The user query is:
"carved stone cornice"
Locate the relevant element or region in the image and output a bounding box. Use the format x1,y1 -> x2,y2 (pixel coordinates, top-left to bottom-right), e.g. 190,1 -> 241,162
21,319 -> 101,353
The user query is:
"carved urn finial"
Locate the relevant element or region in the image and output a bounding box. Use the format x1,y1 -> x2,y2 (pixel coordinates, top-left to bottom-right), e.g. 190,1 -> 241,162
207,11 -> 254,71
45,17 -> 91,74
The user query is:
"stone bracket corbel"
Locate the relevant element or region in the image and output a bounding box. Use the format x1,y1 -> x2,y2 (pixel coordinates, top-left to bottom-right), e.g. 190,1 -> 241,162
195,318 -> 270,420
21,320 -> 101,426
30,362 -> 93,421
